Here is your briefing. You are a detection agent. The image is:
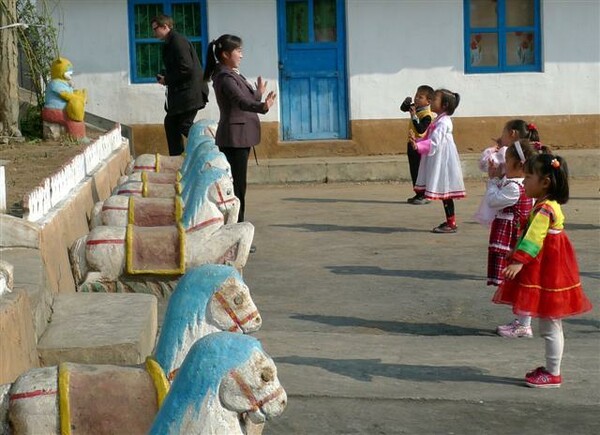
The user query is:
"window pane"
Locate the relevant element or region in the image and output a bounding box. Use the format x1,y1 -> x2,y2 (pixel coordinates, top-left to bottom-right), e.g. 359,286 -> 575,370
191,41 -> 203,65
286,1 -> 309,43
135,3 -> 163,38
314,0 -> 336,42
470,0 -> 497,28
136,43 -> 163,79
507,31 -> 535,65
469,33 -> 498,67
173,2 -> 201,37
506,0 -> 534,27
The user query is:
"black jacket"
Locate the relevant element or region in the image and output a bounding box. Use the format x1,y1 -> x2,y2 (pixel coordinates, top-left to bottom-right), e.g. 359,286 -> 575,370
212,64 -> 268,148
162,30 -> 209,115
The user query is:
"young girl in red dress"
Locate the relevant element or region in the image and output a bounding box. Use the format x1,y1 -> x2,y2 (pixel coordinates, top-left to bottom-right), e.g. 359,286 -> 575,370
492,153 -> 592,388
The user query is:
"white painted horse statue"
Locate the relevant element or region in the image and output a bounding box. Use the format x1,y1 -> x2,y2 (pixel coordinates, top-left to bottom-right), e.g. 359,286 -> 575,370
117,135 -> 224,190
128,119 -> 217,175
153,264 -> 262,380
92,166 -> 239,228
2,333 -> 285,435
113,138 -> 229,199
118,145 -> 229,187
151,333 -> 287,434
70,168 -> 253,286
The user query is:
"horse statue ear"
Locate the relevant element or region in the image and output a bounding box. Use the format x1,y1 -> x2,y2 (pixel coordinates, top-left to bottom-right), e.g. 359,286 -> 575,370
219,276 -> 239,295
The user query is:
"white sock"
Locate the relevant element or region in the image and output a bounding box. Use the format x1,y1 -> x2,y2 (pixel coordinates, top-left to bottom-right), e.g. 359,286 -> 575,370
539,319 -> 564,375
518,315 -> 532,327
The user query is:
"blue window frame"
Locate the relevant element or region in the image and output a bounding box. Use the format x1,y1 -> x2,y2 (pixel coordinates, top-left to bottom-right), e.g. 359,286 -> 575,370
464,0 -> 541,74
127,0 -> 208,83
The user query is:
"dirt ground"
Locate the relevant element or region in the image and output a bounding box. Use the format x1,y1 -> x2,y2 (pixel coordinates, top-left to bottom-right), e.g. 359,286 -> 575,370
1,130 -> 104,217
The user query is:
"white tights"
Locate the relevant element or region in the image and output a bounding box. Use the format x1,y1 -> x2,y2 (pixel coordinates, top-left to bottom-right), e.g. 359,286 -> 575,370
539,318 -> 564,375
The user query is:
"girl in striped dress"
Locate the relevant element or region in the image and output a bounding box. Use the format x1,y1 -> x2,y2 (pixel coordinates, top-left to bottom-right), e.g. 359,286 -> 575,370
485,142 -> 535,338
493,154 -> 592,388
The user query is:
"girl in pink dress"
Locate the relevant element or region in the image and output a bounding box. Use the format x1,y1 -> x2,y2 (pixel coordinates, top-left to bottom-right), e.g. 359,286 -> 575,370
410,89 -> 465,233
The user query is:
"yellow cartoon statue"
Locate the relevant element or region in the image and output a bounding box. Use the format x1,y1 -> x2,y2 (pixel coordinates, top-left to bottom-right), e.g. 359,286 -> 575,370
42,57 -> 87,140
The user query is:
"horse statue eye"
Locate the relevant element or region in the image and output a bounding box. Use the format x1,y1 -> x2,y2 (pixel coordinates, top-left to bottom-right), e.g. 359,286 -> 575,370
260,368 -> 274,383
233,295 -> 243,305
226,189 -> 232,195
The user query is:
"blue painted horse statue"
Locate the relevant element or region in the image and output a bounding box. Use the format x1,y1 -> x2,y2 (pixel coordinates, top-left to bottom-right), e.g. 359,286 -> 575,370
151,333 -> 287,434
2,267 -> 269,434
154,264 -> 262,380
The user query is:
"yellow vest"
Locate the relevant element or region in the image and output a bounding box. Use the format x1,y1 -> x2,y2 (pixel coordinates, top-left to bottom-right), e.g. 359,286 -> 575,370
407,106 -> 435,140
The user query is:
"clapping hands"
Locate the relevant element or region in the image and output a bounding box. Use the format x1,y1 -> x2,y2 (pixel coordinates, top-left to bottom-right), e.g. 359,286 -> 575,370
255,76 -> 267,95
256,76 -> 277,110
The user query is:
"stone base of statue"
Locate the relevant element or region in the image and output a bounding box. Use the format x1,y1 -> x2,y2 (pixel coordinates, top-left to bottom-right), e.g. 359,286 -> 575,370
78,275 -> 179,299
42,120 -> 67,140
42,108 -> 87,140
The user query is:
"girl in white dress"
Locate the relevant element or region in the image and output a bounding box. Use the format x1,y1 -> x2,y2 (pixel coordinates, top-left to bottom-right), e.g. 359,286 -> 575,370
410,89 -> 465,233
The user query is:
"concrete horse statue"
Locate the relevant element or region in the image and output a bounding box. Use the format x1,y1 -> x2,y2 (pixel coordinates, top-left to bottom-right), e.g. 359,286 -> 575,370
112,145 -> 230,199
92,166 -> 239,228
154,264 -> 262,380
3,333 -> 285,435
118,136 -> 224,187
129,119 -> 217,175
151,333 -> 287,434
70,169 -> 253,285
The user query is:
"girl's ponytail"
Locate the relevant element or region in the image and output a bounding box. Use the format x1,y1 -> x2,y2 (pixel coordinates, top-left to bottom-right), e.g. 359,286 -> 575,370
203,40 -> 217,81
203,35 -> 243,81
526,123 -> 540,143
436,89 -> 460,115
549,155 -> 569,204
525,153 -> 570,204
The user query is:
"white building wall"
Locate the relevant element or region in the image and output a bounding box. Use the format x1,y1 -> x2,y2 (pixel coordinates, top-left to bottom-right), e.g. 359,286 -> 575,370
346,0 -> 600,119
53,0 -> 599,125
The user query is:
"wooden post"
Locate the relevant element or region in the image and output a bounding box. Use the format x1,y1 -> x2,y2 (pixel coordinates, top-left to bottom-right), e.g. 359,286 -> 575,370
0,0 -> 23,143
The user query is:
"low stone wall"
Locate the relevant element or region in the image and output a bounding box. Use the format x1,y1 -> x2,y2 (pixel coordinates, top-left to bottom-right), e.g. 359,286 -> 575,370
131,114 -> 600,159
0,289 -> 38,384
0,127 -> 131,383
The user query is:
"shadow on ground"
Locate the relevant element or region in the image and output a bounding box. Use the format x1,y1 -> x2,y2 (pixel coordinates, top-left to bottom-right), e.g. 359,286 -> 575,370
273,223 -> 430,234
326,265 -> 484,281
275,355 -> 521,385
290,314 -> 495,336
283,197 -> 401,205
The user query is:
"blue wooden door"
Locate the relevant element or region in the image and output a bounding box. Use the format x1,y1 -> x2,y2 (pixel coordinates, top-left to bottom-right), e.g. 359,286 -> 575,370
277,0 -> 348,140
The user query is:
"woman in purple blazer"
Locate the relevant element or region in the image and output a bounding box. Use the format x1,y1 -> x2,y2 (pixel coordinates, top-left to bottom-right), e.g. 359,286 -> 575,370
204,35 -> 277,223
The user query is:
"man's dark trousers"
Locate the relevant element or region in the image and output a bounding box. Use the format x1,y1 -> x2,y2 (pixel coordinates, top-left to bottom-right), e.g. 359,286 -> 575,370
164,109 -> 198,156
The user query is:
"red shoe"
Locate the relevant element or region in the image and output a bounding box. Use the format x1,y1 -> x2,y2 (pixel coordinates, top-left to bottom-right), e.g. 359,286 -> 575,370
525,367 -> 562,388
525,366 -> 545,378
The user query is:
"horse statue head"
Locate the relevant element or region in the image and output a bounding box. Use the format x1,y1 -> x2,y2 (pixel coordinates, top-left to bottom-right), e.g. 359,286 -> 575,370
181,167 -> 239,230
153,264 -> 261,379
180,135 -> 219,176
180,147 -> 232,201
150,332 -> 287,435
183,120 -> 217,157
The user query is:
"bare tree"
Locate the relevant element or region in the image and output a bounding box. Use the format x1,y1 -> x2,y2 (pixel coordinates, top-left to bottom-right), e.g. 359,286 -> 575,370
0,0 -> 23,143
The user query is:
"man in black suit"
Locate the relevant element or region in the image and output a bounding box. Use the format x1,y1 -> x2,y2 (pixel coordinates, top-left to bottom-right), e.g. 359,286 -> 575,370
152,14 -> 209,156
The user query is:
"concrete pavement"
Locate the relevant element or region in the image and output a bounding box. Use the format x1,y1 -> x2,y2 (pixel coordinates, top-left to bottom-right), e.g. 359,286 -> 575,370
248,149 -> 599,184
241,178 -> 600,434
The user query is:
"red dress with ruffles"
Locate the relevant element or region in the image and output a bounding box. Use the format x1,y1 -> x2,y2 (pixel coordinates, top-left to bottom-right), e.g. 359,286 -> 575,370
492,199 -> 592,318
